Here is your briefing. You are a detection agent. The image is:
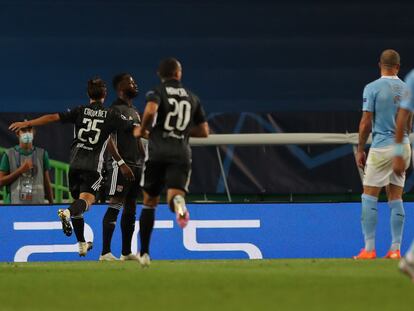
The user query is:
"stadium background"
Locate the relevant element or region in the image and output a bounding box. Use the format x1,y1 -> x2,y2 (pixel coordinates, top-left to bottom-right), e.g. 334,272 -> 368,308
2,0 -> 414,200
2,3 -> 414,309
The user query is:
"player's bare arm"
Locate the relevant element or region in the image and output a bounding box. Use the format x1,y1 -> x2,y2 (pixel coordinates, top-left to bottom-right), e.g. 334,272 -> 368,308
357,111 -> 372,168
393,108 -> 411,175
9,113 -> 60,132
107,137 -> 135,181
138,101 -> 158,138
190,122 -> 209,138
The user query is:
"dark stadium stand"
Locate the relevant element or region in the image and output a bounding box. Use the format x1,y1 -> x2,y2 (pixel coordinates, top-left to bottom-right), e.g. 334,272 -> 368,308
1,0 -> 414,113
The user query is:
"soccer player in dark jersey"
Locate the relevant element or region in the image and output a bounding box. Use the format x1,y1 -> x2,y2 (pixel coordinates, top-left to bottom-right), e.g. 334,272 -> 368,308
136,58 -> 209,266
100,73 -> 144,261
9,78 -> 137,257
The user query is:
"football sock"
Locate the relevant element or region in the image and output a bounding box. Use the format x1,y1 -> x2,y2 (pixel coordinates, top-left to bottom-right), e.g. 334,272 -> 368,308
121,209 -> 136,256
172,194 -> 187,214
388,199 -> 405,251
139,206 -> 155,256
71,215 -> 85,242
361,194 -> 378,252
406,240 -> 414,263
101,203 -> 121,255
68,199 -> 88,217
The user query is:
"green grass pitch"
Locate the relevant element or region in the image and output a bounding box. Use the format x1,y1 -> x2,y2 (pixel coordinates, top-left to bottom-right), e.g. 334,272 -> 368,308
0,259 -> 413,311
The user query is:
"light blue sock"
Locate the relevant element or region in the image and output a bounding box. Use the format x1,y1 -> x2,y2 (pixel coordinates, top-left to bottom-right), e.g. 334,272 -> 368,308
388,199 -> 405,251
361,194 -> 378,251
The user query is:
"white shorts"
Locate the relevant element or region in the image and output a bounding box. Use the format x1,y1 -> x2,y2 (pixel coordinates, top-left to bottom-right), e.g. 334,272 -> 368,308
363,144 -> 411,188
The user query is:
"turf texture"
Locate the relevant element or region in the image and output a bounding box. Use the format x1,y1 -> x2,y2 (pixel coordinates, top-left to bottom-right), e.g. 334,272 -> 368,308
0,259 -> 413,311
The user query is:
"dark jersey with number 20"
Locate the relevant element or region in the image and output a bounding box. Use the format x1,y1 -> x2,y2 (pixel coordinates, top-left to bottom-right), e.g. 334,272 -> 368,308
145,79 -> 206,163
59,101 -> 133,172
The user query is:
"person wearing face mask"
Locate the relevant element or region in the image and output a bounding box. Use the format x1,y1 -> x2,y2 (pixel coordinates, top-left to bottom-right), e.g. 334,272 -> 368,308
0,122 -> 54,204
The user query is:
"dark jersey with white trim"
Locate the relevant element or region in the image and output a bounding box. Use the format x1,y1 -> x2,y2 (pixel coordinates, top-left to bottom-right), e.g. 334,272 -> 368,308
145,79 -> 206,162
59,101 -> 134,172
106,98 -> 143,168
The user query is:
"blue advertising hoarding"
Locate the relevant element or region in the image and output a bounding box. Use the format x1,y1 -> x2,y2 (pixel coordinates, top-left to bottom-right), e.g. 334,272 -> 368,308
1,203 -> 414,262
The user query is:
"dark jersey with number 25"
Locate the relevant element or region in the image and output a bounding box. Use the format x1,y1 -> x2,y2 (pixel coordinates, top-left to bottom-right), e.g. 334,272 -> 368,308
59,101 -> 133,172
145,79 -> 206,163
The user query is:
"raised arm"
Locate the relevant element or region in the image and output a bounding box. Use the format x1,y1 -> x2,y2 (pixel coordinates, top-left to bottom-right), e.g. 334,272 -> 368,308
9,114 -> 60,132
190,122 -> 209,138
141,102 -> 158,132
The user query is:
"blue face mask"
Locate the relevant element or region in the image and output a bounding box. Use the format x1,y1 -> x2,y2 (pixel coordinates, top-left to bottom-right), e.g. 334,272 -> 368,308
20,132 -> 33,144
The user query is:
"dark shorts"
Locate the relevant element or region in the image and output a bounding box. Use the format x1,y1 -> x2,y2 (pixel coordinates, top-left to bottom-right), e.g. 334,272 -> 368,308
140,160 -> 191,197
106,164 -> 141,200
69,168 -> 102,199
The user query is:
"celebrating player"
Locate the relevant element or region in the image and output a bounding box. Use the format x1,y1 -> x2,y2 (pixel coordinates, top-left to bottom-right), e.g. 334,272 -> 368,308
100,73 -> 144,261
9,78 -> 138,257
354,49 -> 411,260
136,58 -> 209,266
393,69 -> 414,281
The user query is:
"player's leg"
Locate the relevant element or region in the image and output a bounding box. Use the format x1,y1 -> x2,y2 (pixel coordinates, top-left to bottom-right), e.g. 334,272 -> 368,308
165,161 -> 192,228
100,196 -> 123,260
385,184 -> 405,259
59,169 -> 94,238
355,186 -> 381,259
355,146 -> 397,259
167,188 -> 189,228
119,167 -> 141,260
139,191 -> 158,258
59,170 -> 98,256
120,197 -> 137,259
387,145 -> 411,259
138,161 -> 164,266
398,146 -> 414,280
400,238 -> 414,282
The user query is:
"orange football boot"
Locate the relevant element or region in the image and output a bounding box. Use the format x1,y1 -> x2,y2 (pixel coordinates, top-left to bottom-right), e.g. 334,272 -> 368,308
353,249 -> 377,259
384,250 -> 401,259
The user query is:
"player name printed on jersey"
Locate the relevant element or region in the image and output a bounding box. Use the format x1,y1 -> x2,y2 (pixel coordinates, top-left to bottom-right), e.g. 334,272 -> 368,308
165,87 -> 189,97
83,108 -> 108,118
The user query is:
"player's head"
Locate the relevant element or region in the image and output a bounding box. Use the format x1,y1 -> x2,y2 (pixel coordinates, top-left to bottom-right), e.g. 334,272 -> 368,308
87,77 -> 107,102
113,73 -> 138,99
16,119 -> 34,145
379,49 -> 400,73
158,57 -> 182,82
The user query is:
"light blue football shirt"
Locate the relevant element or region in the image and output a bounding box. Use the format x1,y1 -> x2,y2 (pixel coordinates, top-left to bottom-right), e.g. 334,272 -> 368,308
400,69 -> 414,112
362,76 -> 408,148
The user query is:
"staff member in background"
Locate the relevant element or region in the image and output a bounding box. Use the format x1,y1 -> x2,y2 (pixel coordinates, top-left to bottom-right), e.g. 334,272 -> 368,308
0,122 -> 54,204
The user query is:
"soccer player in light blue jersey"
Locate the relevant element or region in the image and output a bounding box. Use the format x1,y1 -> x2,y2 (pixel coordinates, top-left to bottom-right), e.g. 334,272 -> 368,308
354,49 -> 411,259
393,69 -> 414,281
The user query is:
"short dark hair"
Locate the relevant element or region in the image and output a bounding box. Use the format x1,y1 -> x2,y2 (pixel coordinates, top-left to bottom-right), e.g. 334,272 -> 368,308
87,77 -> 107,100
112,73 -> 131,90
158,57 -> 180,80
380,49 -> 400,68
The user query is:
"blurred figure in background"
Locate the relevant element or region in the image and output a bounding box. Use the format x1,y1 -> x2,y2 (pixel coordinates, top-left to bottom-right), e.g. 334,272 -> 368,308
393,69 -> 414,281
0,122 -> 54,204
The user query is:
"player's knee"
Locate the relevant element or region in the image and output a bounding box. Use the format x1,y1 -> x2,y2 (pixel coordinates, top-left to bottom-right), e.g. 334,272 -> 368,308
79,193 -> 95,208
143,192 -> 159,208
123,199 -> 137,216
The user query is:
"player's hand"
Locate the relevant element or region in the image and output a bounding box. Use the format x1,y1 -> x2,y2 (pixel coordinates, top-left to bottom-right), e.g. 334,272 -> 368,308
119,163 -> 135,181
393,156 -> 405,176
356,150 -> 366,169
9,121 -> 30,132
20,159 -> 33,173
133,126 -> 149,139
